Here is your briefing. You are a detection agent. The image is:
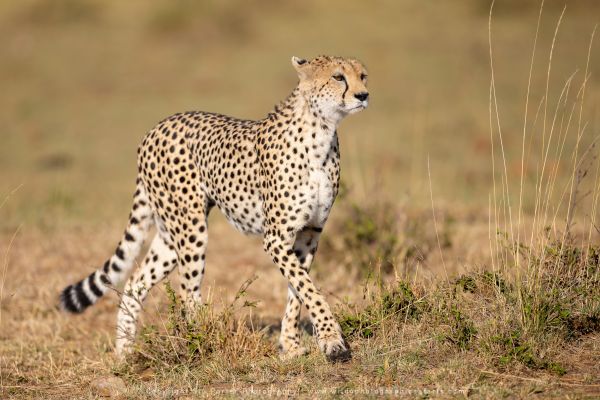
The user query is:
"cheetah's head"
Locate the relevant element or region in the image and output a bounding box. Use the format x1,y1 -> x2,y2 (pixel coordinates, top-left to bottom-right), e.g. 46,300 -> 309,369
292,55 -> 369,121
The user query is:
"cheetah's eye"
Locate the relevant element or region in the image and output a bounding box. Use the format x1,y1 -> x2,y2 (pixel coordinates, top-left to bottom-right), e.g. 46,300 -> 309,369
332,74 -> 345,82
360,73 -> 368,81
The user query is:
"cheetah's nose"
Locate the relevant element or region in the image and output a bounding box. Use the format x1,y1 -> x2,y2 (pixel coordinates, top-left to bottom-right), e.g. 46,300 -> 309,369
354,92 -> 369,102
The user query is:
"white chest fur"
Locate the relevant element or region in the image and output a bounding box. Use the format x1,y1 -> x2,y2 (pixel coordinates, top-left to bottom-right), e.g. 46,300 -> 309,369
305,125 -> 337,226
307,168 -> 334,226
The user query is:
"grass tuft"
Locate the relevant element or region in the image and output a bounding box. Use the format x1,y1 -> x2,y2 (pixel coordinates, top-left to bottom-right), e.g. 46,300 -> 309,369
128,278 -> 275,373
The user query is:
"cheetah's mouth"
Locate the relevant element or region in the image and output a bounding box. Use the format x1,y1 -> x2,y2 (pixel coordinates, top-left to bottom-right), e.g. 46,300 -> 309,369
346,101 -> 368,113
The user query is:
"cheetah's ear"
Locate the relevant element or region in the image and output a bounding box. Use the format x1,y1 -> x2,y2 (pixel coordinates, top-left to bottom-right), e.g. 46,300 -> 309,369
291,56 -> 311,80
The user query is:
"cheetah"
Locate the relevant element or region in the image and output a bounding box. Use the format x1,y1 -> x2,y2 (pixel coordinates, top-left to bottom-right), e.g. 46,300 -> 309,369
59,55 -> 369,362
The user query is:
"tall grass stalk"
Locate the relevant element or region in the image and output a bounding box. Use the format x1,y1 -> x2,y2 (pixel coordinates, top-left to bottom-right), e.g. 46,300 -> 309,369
488,0 -> 598,341
0,185 -> 24,390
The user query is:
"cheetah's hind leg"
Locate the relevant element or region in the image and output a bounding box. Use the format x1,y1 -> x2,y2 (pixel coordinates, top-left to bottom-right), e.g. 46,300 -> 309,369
115,233 -> 178,356
153,194 -> 211,317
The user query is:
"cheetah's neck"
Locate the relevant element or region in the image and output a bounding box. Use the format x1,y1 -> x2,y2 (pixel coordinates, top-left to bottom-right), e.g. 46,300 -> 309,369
266,87 -> 338,167
269,87 -> 342,128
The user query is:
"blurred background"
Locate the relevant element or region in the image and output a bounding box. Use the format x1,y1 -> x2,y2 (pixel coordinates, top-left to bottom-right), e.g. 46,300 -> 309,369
0,0 -> 598,231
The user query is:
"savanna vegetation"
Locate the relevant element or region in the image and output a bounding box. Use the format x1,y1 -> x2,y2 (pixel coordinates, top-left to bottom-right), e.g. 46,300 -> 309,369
1,0 -> 599,398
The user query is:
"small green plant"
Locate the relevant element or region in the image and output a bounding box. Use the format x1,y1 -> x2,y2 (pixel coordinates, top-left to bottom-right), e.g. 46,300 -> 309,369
490,329 -> 566,375
337,280 -> 425,339
481,271 -> 510,295
455,271 -> 510,295
337,312 -> 375,339
446,304 -> 477,350
380,281 -> 423,319
454,275 -> 477,293
521,293 -> 570,337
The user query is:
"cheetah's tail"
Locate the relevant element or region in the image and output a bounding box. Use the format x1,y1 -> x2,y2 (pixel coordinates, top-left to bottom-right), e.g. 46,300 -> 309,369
59,180 -> 155,314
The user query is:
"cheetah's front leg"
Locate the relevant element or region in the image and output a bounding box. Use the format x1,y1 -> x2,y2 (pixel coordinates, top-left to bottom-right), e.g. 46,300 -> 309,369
279,228 -> 321,360
264,232 -> 350,362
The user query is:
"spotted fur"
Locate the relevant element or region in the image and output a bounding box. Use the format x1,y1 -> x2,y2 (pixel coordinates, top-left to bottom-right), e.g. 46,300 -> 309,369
59,55 -> 369,361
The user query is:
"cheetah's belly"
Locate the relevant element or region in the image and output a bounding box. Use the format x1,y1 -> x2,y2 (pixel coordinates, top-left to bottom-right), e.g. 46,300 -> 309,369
219,195 -> 264,235
198,184 -> 264,236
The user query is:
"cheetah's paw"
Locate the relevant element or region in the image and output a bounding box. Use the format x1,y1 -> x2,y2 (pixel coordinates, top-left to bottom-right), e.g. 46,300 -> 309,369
319,336 -> 352,363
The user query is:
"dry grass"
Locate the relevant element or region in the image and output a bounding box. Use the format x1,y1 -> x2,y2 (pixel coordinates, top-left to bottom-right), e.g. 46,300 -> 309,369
1,0 -> 600,398
2,208 -> 598,398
